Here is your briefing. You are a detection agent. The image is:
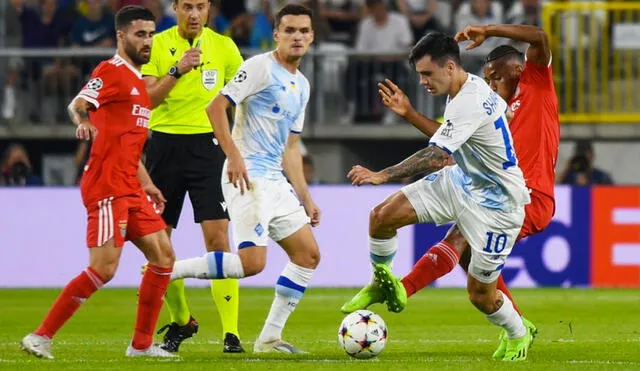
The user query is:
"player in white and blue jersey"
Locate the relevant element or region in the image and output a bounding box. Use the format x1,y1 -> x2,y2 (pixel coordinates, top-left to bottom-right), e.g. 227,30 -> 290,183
166,4 -> 320,354
344,33 -> 534,361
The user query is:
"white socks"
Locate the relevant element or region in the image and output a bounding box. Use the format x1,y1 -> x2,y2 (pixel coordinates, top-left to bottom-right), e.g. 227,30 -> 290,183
170,252 -> 245,280
258,262 -> 314,342
369,236 -> 398,266
486,290 -> 527,339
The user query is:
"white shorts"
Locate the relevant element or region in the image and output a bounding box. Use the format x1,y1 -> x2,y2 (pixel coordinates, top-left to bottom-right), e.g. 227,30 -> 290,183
401,166 -> 525,284
221,170 -> 310,249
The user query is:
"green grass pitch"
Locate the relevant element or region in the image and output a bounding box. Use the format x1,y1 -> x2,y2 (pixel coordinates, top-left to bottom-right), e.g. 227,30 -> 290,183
1,288 -> 639,370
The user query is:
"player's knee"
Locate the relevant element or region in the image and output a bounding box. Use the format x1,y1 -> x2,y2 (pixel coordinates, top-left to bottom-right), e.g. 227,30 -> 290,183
91,262 -> 118,283
467,287 -> 495,314
291,247 -> 321,269
369,203 -> 396,235
203,230 -> 230,252
159,239 -> 176,267
239,254 -> 266,277
148,238 -> 175,268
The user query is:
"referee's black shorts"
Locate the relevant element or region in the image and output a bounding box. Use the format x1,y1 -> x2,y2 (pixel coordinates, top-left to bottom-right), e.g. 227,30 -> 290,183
145,131 -> 228,228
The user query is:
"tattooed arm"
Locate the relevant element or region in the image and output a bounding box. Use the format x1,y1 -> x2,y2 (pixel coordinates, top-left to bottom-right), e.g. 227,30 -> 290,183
348,146 -> 450,186
68,97 -> 98,140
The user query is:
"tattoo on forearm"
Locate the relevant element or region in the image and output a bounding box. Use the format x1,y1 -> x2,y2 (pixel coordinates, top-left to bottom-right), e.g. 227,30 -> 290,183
381,146 -> 448,181
68,101 -> 89,125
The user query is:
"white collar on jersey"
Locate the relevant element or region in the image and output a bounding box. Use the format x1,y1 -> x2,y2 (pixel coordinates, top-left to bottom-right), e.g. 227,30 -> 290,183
113,54 -> 142,79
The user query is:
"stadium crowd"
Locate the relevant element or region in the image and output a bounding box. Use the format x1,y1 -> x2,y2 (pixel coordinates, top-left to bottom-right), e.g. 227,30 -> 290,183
0,0 -> 617,187
1,0 -> 542,122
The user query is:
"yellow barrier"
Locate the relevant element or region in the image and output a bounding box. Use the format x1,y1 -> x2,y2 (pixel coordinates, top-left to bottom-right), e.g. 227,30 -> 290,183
542,2 -> 640,123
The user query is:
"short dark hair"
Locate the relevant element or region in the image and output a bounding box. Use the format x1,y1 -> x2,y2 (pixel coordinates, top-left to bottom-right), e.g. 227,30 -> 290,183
409,32 -> 461,67
275,4 -> 313,29
486,45 -> 524,64
115,6 -> 155,30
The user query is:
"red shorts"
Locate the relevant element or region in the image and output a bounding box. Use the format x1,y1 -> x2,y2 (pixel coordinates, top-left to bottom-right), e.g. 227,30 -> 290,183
85,190 -> 166,248
517,189 -> 555,241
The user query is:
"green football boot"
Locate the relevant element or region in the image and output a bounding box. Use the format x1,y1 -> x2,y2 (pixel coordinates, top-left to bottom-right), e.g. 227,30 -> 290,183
373,263 -> 407,313
340,283 -> 385,313
502,324 -> 534,361
492,317 -> 538,359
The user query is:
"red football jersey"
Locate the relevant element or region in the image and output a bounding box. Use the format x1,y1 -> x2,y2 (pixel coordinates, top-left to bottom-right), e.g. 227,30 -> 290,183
77,55 -> 151,205
508,59 -> 560,200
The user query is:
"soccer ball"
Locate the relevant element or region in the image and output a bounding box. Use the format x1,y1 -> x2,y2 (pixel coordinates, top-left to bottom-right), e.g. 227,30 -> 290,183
338,310 -> 388,359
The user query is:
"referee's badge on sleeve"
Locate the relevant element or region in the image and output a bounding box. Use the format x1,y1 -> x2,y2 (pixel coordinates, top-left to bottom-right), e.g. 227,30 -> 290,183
202,69 -> 218,90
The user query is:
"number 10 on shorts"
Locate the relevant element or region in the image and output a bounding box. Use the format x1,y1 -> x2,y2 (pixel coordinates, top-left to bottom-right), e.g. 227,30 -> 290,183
483,232 -> 507,253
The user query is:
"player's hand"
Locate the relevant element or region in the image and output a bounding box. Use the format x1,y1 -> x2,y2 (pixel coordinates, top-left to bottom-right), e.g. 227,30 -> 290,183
177,47 -> 202,74
348,165 -> 389,186
378,79 -> 413,118
227,152 -> 251,195
143,183 -> 167,214
454,25 -> 488,50
303,199 -> 321,227
76,123 -> 98,140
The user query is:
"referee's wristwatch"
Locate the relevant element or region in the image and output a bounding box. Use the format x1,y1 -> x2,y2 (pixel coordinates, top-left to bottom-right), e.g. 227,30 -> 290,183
168,65 -> 182,79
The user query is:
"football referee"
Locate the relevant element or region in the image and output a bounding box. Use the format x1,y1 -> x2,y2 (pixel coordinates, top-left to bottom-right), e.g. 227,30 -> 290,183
141,0 -> 243,353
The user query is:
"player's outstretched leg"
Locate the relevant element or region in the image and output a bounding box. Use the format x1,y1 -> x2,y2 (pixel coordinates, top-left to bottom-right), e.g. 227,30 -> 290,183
22,244 -> 113,359
373,263 -> 407,312
341,191 -> 417,313
254,225 -> 320,354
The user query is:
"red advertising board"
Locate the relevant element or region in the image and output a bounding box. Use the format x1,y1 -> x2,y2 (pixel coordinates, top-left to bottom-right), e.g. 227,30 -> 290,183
592,187 -> 640,287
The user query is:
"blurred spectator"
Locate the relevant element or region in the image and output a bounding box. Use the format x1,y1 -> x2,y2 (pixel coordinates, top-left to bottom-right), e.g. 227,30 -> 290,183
454,0 -> 503,74
560,140 -> 614,186
355,0 -> 413,54
71,0 -> 115,80
22,0 -> 79,122
1,143 -> 44,186
2,0 -> 25,121
143,0 -> 176,33
248,0 -> 276,50
505,0 -> 541,27
345,0 -> 413,124
319,0 -> 363,45
71,0 -> 115,49
106,0 -> 143,13
395,0 -> 443,41
211,0 -> 252,46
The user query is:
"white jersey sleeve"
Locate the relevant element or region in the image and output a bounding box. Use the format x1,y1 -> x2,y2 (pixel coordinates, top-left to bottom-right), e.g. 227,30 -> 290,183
220,56 -> 269,105
429,92 -> 482,154
291,77 -> 310,134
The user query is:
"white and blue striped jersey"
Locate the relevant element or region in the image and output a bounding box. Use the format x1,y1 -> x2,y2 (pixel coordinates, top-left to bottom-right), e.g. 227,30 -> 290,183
429,74 -> 530,211
220,52 -> 310,180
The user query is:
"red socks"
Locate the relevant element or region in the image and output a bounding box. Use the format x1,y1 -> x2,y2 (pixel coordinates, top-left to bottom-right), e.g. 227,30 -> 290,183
131,264 -> 172,350
35,267 -> 105,339
402,242 -> 459,297
496,275 -> 520,315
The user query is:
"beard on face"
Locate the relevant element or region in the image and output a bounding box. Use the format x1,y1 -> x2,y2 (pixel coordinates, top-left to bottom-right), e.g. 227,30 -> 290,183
124,40 -> 151,66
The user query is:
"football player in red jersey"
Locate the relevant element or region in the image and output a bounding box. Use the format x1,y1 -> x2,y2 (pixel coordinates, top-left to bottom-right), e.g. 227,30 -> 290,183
343,24 -> 559,360
21,6 -> 177,359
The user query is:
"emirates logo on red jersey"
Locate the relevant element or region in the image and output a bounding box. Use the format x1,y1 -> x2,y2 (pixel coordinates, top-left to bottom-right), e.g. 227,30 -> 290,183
511,100 -> 521,112
132,104 -> 151,128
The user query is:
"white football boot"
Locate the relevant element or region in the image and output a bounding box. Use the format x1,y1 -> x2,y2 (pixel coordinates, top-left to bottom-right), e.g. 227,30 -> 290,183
21,333 -> 54,359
